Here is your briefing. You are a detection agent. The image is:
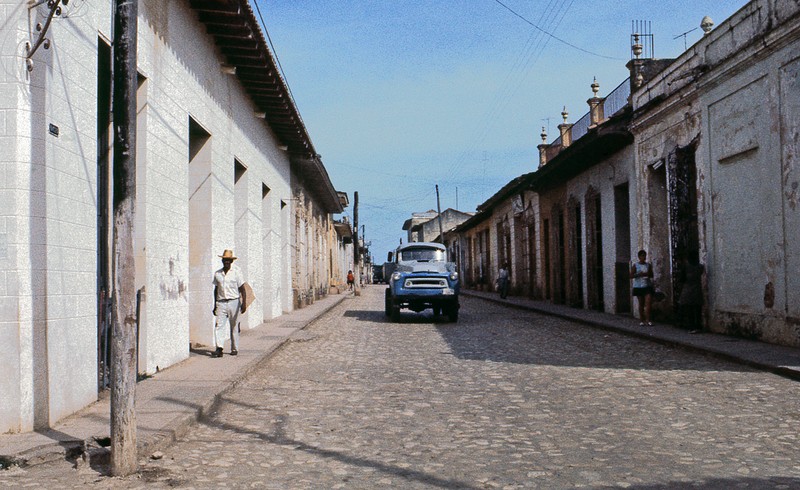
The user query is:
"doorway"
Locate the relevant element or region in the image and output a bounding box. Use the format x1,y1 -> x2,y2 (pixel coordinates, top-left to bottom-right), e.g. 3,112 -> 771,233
614,183 -> 631,313
188,117 -> 212,345
668,140 -> 700,308
585,189 -> 604,311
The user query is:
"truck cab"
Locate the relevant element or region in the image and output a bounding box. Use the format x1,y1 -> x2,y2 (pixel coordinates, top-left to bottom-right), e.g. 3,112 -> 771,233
384,242 -> 460,322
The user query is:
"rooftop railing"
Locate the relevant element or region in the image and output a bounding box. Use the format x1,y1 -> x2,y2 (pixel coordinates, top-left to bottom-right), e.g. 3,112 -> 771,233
545,77 -> 631,147
603,78 -> 631,118
570,111 -> 592,141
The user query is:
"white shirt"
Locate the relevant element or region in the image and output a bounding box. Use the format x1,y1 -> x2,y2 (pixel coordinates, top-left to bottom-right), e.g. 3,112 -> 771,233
213,264 -> 244,301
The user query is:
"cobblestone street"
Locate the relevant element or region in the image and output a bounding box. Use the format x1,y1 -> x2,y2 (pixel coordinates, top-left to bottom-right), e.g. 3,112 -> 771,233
3,286 -> 800,489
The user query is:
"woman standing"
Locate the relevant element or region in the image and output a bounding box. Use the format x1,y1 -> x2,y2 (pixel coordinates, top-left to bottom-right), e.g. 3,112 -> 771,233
497,262 -> 510,299
630,250 -> 654,326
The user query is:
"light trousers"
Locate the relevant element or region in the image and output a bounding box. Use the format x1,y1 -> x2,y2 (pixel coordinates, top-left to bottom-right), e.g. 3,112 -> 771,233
214,298 -> 240,351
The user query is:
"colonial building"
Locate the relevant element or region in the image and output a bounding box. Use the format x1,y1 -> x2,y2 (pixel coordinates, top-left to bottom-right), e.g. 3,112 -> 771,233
290,158 -> 345,309
1,0 -> 343,434
455,0 -> 800,347
455,77 -> 633,307
630,0 -> 800,346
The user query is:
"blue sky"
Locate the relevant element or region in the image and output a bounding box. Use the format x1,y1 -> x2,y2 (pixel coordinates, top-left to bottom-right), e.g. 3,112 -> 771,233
254,0 -> 747,260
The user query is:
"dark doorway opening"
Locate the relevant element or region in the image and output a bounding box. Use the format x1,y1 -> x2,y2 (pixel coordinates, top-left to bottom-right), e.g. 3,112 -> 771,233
668,140 -> 700,309
586,190 -> 604,311
614,183 -> 631,314
543,219 -> 551,300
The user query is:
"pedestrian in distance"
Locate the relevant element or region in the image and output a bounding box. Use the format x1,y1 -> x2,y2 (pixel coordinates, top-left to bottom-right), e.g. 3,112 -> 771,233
212,249 -> 247,358
630,249 -> 654,326
497,262 -> 510,299
347,270 -> 355,291
677,251 -> 705,333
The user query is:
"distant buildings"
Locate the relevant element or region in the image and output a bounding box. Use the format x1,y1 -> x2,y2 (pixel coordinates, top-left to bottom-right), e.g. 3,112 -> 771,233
450,0 -> 800,348
402,209 -> 474,244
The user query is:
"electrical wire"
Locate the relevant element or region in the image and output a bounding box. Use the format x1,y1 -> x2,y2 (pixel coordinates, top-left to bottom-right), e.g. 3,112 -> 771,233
493,0 -> 623,60
439,0 -> 567,188
252,1 -> 300,111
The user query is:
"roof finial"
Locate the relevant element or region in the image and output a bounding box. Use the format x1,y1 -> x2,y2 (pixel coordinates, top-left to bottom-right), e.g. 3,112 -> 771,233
701,16 -> 714,35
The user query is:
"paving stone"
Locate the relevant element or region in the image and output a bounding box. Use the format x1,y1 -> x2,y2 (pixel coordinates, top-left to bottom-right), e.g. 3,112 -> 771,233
2,286 -> 799,488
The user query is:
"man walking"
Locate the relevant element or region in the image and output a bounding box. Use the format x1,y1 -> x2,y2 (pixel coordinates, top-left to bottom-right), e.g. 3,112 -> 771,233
212,249 -> 247,357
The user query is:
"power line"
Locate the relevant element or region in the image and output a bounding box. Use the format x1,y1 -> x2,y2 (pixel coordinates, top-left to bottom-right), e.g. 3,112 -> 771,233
253,1 -> 299,109
440,0 -> 566,183
492,0 -> 624,60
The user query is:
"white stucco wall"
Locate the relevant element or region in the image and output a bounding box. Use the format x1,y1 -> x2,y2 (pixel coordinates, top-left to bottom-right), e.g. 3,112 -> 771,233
1,0 -> 299,432
1,1 -> 103,432
133,1 -> 293,362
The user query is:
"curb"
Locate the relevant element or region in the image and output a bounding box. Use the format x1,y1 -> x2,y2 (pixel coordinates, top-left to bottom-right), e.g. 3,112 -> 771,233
136,293 -> 349,461
0,294 -> 349,469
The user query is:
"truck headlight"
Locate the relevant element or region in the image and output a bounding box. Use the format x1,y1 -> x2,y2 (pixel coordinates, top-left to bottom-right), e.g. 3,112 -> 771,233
392,272 -> 402,282
449,272 -> 459,281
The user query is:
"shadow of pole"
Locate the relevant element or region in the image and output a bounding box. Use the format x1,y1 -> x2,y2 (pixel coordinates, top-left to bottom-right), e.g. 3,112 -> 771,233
157,395 -> 480,489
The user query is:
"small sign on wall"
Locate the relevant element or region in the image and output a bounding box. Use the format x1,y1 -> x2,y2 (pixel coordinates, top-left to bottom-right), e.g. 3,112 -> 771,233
48,123 -> 59,137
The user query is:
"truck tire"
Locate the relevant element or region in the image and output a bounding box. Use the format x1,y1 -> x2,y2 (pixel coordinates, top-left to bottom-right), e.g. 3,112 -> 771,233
384,289 -> 392,316
447,305 -> 459,322
390,304 -> 401,322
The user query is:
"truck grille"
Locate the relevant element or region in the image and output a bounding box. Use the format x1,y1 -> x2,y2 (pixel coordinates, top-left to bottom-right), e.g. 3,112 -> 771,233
404,278 -> 448,289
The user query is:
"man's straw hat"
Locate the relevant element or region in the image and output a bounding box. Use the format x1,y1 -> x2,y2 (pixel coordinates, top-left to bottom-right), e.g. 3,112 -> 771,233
219,249 -> 237,260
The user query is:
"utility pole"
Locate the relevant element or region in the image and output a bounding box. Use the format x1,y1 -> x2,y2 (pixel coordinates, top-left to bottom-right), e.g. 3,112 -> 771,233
110,0 -> 138,476
361,224 -> 366,282
435,184 -> 444,244
353,191 -> 359,278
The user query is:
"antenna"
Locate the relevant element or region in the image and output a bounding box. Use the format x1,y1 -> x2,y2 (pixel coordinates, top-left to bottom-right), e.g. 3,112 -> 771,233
541,117 -> 552,138
631,20 -> 654,59
673,27 -> 699,51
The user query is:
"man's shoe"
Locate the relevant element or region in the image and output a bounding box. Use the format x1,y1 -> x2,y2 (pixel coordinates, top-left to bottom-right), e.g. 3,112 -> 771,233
212,347 -> 223,358
230,350 -> 238,356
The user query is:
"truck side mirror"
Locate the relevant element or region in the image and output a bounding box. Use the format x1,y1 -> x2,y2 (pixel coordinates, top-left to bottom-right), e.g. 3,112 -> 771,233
387,251 -> 394,262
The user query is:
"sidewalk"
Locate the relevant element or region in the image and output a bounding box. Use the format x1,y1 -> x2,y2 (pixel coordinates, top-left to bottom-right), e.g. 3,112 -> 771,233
463,289 -> 800,380
0,292 -> 349,469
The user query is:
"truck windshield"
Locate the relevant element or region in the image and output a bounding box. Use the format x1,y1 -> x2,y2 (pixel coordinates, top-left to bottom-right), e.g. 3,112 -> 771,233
399,248 -> 445,262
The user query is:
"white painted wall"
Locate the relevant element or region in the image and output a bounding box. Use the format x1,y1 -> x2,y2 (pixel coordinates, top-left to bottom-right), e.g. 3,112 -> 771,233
0,0 -> 298,432
0,0 -> 102,432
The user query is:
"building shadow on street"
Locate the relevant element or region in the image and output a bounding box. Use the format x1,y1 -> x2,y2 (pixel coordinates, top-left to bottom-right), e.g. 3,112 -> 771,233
154,395 -> 480,489
433,299 -> 750,373
344,309 -> 454,324
591,476 -> 800,489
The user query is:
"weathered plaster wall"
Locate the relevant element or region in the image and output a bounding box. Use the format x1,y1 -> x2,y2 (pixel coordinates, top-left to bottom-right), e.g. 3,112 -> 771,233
559,146 -> 636,313
700,11 -> 800,345
632,0 -> 800,345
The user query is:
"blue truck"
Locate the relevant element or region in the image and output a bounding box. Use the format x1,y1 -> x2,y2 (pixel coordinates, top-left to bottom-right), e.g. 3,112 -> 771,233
384,242 -> 460,322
